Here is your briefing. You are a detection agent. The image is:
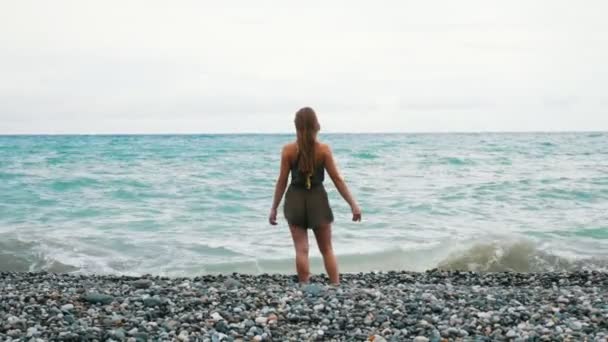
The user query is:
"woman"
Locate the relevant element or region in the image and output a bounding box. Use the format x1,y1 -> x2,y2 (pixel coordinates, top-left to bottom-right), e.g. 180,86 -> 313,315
269,107 -> 361,285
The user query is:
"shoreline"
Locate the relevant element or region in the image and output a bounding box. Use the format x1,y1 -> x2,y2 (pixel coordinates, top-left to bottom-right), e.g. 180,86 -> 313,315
1,270 -> 607,341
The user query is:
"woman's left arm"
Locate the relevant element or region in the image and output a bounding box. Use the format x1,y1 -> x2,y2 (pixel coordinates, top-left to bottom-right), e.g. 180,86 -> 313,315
269,146 -> 291,225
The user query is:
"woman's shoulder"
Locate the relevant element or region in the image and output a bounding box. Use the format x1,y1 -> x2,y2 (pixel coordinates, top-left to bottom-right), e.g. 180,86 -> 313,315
316,142 -> 333,160
316,142 -> 332,153
282,142 -> 298,155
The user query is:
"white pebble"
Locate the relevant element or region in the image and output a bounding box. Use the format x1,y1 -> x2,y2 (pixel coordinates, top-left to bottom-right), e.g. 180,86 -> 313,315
26,327 -> 37,337
477,312 -> 491,319
255,317 -> 268,325
421,293 -> 437,301
178,331 -> 190,341
61,304 -> 74,311
371,335 -> 387,342
211,312 -> 223,321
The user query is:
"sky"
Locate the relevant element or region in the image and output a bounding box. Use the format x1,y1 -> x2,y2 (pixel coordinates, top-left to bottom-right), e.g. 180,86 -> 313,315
1,0 -> 607,134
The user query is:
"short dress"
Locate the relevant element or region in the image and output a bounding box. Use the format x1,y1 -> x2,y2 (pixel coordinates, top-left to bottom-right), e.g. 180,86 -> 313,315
283,153 -> 334,229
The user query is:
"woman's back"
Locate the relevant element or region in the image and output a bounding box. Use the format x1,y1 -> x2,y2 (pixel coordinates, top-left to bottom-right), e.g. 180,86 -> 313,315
288,142 -> 326,189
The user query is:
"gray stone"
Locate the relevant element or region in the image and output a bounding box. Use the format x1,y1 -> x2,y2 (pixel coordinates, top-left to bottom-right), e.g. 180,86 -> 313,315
447,327 -> 459,336
569,321 -> 582,331
224,278 -> 241,289
132,279 -> 153,289
302,284 -> 323,296
114,328 -> 126,340
84,293 -> 114,305
243,319 -> 255,328
143,297 -> 162,307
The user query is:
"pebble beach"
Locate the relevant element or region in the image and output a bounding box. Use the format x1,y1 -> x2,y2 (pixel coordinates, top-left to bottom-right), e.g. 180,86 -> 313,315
1,270 -> 607,341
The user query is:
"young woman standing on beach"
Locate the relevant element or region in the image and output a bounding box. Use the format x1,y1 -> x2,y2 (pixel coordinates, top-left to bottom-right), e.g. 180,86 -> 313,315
269,107 -> 361,285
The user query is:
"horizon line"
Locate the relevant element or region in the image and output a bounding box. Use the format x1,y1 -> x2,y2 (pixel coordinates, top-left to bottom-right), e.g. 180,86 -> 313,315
0,130 -> 606,136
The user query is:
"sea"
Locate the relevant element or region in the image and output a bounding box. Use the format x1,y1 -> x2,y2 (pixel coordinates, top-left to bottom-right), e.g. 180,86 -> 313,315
1,133 -> 607,276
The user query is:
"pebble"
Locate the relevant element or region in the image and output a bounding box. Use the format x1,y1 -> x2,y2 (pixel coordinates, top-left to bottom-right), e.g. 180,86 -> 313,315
413,337 -> 429,342
255,316 -> 268,325
143,297 -> 162,307
61,303 -> 74,311
84,293 -> 114,305
506,329 -> 517,338
178,330 -> 190,341
370,334 -> 387,342
569,320 -> 582,330
223,278 -> 241,289
267,313 -> 278,323
26,327 -> 37,337
211,312 -> 224,321
132,279 -> 152,289
0,271 -> 605,341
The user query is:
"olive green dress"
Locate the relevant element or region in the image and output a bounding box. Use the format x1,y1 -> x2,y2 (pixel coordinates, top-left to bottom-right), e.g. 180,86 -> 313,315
283,153 -> 334,229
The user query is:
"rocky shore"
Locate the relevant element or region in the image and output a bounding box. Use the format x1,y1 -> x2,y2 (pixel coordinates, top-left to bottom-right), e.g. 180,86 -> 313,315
1,270 -> 607,341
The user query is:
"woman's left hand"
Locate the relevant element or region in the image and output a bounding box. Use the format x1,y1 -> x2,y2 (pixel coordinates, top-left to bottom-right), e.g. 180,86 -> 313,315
351,205 -> 362,222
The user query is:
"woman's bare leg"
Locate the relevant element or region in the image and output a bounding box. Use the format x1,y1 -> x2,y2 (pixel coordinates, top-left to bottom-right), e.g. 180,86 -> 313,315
289,225 -> 310,283
314,223 -> 339,285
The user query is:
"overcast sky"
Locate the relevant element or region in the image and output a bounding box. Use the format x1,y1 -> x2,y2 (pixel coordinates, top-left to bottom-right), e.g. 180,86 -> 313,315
1,0 -> 607,134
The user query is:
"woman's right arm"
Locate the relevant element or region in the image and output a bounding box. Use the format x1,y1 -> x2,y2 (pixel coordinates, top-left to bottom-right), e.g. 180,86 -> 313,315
323,145 -> 362,222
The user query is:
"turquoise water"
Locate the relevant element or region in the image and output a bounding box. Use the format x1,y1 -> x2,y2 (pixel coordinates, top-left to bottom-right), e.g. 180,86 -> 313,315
1,133 -> 607,276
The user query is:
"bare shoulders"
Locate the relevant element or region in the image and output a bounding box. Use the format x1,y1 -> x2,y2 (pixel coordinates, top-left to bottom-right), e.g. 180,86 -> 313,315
283,141 -> 331,164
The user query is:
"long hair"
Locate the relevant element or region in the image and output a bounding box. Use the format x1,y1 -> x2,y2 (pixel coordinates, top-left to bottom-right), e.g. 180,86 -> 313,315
294,107 -> 320,175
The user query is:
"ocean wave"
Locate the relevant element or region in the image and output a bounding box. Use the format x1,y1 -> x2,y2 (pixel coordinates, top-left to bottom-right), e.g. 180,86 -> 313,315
1,233 -> 606,276
437,241 -> 575,273
149,240 -> 608,276
0,236 -> 78,273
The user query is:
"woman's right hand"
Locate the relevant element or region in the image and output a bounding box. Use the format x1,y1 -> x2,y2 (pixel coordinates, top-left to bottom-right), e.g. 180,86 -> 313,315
351,204 -> 362,222
269,208 -> 278,225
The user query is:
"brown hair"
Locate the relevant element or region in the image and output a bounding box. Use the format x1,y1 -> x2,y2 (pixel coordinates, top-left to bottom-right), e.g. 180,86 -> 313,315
294,107 -> 320,175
